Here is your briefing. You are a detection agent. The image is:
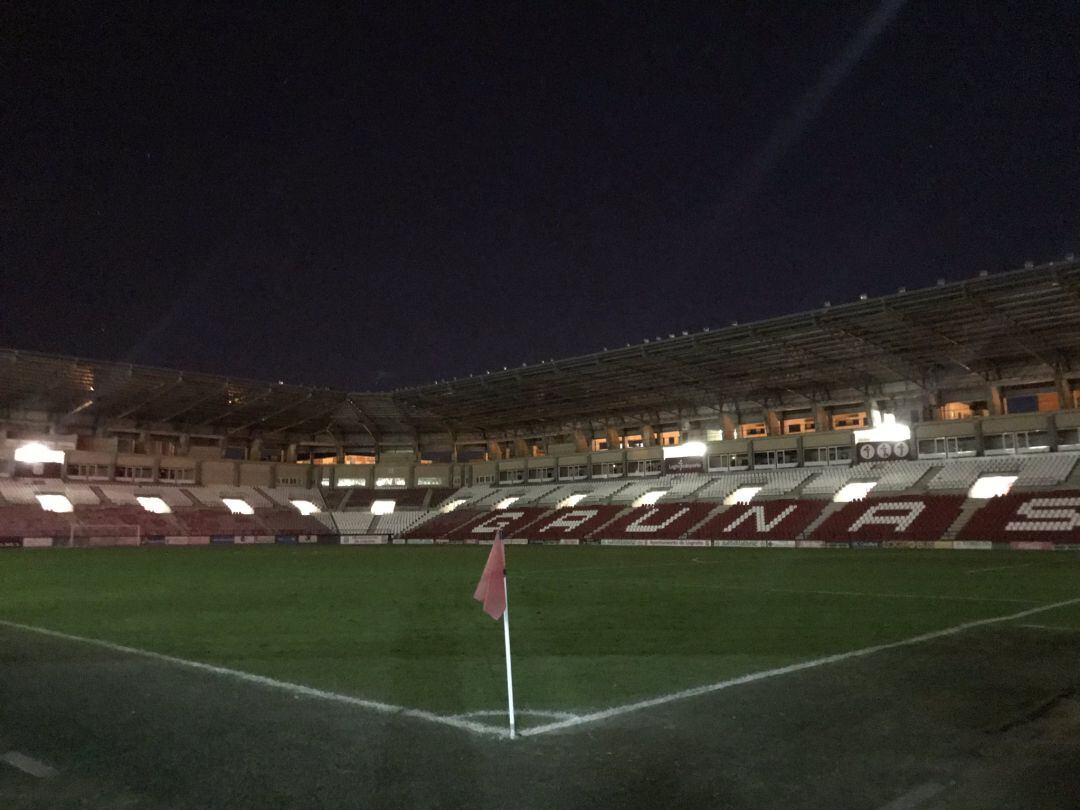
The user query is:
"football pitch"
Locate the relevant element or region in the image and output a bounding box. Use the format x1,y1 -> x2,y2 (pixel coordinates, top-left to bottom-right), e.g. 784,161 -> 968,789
2,545 -> 1080,807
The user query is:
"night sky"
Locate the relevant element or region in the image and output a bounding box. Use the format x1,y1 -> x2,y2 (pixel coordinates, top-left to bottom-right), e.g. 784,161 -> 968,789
4,2 -> 1078,391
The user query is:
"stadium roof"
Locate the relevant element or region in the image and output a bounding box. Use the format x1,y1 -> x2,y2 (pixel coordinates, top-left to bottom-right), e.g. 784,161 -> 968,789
3,260 -> 1080,441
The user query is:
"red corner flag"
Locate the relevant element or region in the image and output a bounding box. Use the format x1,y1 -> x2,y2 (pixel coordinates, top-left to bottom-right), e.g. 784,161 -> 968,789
473,532 -> 507,620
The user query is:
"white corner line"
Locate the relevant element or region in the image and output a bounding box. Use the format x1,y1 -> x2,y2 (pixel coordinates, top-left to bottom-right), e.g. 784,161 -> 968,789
1,751 -> 58,778
518,595 -> 1080,737
0,619 -> 509,740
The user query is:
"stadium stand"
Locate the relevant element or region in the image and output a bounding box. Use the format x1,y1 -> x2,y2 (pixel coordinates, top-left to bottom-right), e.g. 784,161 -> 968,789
869,461 -> 939,492
691,500 -> 827,541
332,512 -> 378,535
800,467 -> 863,496
597,502 -> 715,539
446,507 -> 551,540
401,509 -> 484,539
518,505 -> 625,541
655,474 -> 711,501
372,510 -> 437,535
957,491 -> 1080,546
611,479 -> 671,504
809,495 -> 965,543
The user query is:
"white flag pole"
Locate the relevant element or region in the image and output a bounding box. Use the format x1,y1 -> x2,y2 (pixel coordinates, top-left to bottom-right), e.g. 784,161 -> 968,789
501,573 -> 517,740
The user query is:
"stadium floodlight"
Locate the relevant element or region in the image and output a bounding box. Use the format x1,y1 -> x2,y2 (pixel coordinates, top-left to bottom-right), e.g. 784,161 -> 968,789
290,499 -> 320,515
834,482 -> 876,503
14,442 -> 65,464
724,486 -> 762,505
370,499 -> 396,515
633,490 -> 667,507
557,493 -> 587,509
662,441 -> 706,459
494,497 -> 520,510
36,493 -> 73,513
969,475 -> 1017,499
441,498 -> 467,513
136,496 -> 171,514
222,498 -> 254,515
853,413 -> 910,444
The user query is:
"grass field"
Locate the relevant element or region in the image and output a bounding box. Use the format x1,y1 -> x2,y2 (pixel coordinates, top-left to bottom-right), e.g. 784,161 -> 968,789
2,545 -> 1080,807
2,546 -> 1079,723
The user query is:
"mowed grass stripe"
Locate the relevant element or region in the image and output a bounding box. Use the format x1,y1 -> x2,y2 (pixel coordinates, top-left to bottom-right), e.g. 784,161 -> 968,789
0,547 -> 1077,717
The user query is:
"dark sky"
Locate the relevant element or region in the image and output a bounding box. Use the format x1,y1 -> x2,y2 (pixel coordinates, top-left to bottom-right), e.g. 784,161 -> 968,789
4,2 -> 1078,391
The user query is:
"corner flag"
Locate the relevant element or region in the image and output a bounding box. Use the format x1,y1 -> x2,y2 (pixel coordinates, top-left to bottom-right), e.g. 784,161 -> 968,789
473,532 -> 507,620
472,531 -> 516,738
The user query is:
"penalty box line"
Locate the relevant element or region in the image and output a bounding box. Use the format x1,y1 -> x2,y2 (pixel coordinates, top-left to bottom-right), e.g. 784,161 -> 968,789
0,619 -> 510,740
518,594 -> 1080,737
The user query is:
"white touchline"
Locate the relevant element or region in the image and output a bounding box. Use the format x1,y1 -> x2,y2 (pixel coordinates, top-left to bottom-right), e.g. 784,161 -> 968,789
965,563 -> 1033,575
759,587 -> 1032,604
517,595 -> 1080,737
1,751 -> 58,778
4,597 -> 1079,742
0,619 -> 510,739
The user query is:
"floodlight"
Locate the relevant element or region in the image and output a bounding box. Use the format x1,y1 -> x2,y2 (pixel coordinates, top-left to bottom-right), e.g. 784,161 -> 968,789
136,496 -> 171,514
633,490 -> 667,507
834,482 -> 877,502
222,498 -> 254,515
15,442 -> 65,464
853,414 -> 911,444
663,441 -> 706,459
290,499 -> 320,515
371,499 -> 396,515
36,494 -> 73,513
724,486 -> 762,505
968,475 -> 1016,499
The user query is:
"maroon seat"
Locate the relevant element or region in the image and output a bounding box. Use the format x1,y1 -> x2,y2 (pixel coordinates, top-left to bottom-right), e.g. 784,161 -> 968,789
809,495 -> 964,543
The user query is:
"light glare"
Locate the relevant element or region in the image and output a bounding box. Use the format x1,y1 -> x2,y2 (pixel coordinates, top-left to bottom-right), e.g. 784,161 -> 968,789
136,496 -> 171,514
222,498 -> 254,515
15,442 -> 65,464
969,475 -> 1017,499
36,493 -> 73,513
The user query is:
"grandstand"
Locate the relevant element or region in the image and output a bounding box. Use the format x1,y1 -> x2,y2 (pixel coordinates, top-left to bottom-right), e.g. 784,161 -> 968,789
3,261 -> 1080,549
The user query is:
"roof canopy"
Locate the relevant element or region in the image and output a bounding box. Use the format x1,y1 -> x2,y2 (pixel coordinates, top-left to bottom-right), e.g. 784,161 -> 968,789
3,261 -> 1079,441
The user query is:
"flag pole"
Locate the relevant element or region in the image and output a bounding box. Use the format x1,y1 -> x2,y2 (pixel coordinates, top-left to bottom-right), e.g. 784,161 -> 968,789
501,572 -> 517,739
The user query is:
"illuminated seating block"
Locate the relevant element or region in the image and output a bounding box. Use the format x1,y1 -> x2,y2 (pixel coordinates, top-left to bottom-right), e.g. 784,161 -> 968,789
446,507 -> 550,541
809,495 -> 964,543
958,491 -> 1080,545
597,502 -> 715,539
401,509 -> 483,539
519,506 -> 625,540
692,499 -> 826,541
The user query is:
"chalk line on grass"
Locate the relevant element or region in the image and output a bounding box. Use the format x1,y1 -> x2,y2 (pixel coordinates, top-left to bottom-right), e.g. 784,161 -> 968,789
1,751 -> 58,778
965,563 -> 1032,575
4,595 -> 1079,742
517,595 -> 1080,737
0,619 -> 510,739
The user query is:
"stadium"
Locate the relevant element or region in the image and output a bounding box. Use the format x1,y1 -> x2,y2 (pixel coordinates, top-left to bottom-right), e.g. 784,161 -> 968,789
2,261 -> 1080,805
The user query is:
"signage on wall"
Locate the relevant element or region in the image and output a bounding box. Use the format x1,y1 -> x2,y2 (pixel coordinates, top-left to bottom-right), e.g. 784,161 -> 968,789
854,440 -> 912,463
664,457 -> 705,474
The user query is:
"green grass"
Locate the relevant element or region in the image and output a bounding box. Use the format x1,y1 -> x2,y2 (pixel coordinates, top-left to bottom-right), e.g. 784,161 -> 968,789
1,546 -> 1078,717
